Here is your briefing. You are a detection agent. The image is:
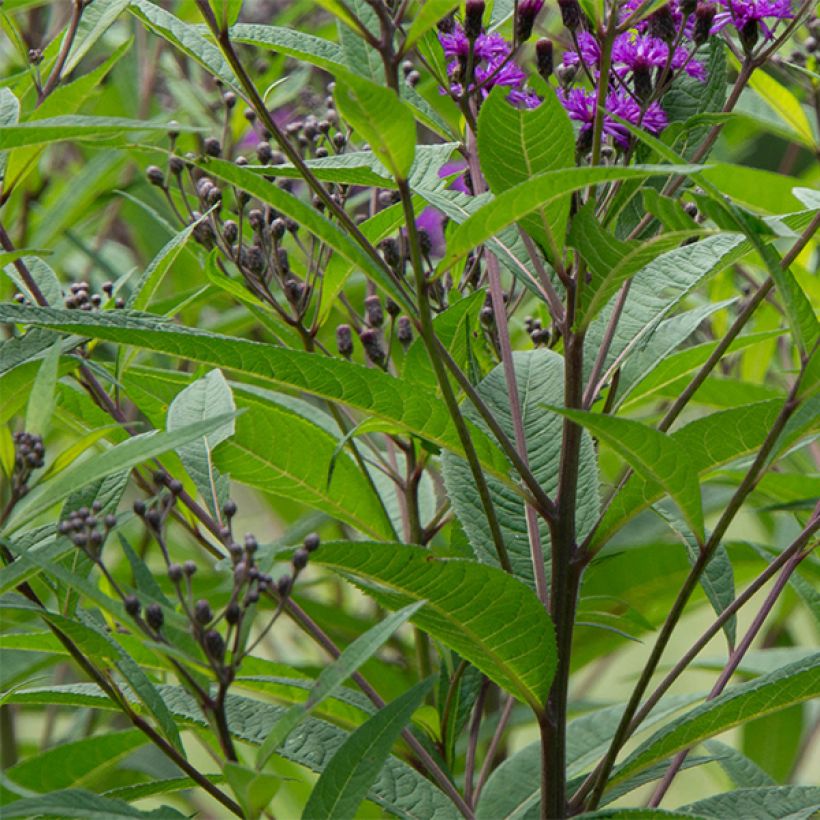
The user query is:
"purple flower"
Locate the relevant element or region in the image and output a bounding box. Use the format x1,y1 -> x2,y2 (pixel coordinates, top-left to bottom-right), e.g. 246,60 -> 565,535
562,32 -> 602,69
558,87 -> 667,147
612,32 -> 706,80
439,26 -> 509,60
712,0 -> 793,38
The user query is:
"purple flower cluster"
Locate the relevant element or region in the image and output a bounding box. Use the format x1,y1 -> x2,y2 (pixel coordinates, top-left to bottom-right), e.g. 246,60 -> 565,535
438,23 -> 540,108
712,0 -> 793,39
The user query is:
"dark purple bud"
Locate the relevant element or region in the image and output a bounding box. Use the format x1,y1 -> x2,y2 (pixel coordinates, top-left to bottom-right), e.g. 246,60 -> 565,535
694,2 -> 716,45
364,295 -> 384,328
168,479 -> 183,496
633,65 -> 653,102
168,563 -> 183,583
336,324 -> 354,358
557,0 -> 582,30
223,220 -> 238,243
464,0 -> 485,39
292,547 -> 310,571
133,499 -> 146,517
124,595 -> 140,617
359,329 -> 386,366
380,237 -> 401,267
244,533 -> 258,555
146,603 -> 164,631
303,532 -> 320,552
536,38 -> 554,80
184,560 -> 197,577
194,599 -> 213,625
223,500 -> 237,518
204,629 -> 225,661
739,19 -> 758,53
277,574 -> 293,597
203,137 -> 222,157
648,5 -> 676,42
397,316 -> 413,347
104,513 -> 117,529
225,601 -> 241,625
146,166 -> 165,187
516,0 -> 544,42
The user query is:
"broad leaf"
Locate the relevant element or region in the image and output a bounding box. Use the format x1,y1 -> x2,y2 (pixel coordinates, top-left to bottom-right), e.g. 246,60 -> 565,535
313,541 -> 556,710
334,72 -> 416,179
680,786 -> 820,820
443,350 -> 599,589
0,307 -> 513,486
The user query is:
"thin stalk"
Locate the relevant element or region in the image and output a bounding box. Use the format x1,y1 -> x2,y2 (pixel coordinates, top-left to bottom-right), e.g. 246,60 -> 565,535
473,695 -> 515,804
464,680 -> 490,806
648,536 -> 814,806
38,0 -> 84,101
396,177 -> 512,573
579,368 -> 809,811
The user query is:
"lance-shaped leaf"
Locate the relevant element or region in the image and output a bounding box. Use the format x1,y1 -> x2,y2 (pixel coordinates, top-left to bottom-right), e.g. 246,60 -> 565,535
436,164 -> 702,273
0,789 -> 187,819
255,601 -> 424,770
0,306 -> 512,486
478,87 -> 574,261
610,653 -> 820,788
680,785 -> 820,819
313,541 -> 556,710
302,678 -> 433,820
545,407 -> 704,544
334,72 -> 416,180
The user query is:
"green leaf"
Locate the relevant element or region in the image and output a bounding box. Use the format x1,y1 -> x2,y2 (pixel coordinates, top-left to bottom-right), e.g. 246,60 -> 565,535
128,0 -> 237,88
301,678 -> 433,820
23,339 -> 60,436
0,306 -> 512,487
223,762 -> 279,820
125,366 -> 396,539
593,399 -> 783,547
610,654 -> 820,788
404,0 -> 459,50
568,204 -> 705,329
166,369 -> 235,517
577,810 -> 705,819
313,541 -> 556,710
0,115 -> 198,149
256,601 -> 424,770
192,156 -> 413,311
703,740 -> 776,789
229,24 -> 346,72
3,410 -> 237,532
443,350 -> 599,589
0,789 -> 187,818
680,786 -> 820,820
477,86 -> 574,262
547,408 -> 704,544
2,729 -> 146,793
5,683 -> 460,820
128,219 -> 202,311
437,164 -> 703,273
333,73 -> 416,179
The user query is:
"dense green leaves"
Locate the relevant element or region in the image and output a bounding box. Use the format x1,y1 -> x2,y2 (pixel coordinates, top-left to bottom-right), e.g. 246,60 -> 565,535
0,789 -> 186,819
0,306 -> 513,484
313,541 -> 557,710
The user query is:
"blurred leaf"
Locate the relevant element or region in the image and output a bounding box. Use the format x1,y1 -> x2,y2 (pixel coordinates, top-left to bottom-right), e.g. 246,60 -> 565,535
742,703 -> 804,783
403,0 -> 458,50
230,24 -> 346,72
0,116 -> 199,149
0,788 -> 187,818
314,541 -> 556,709
680,786 -> 820,819
256,601 -> 424,769
223,762 -> 279,820
611,653 -> 820,787
703,740 -> 776,788
302,678 -> 433,820
3,410 -> 237,531
334,73 -> 416,179
743,64 -> 816,147
23,339 -> 60,436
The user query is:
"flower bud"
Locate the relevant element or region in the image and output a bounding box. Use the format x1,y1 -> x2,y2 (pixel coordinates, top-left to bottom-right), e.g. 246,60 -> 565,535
648,5 -> 676,42
364,295 -> 384,328
465,0 -> 485,39
277,574 -> 293,597
380,237 -> 401,267
516,0 -> 544,42
336,324 -> 354,358
146,166 -> 165,187
303,533 -> 320,553
194,599 -> 213,625
359,329 -> 386,366
146,603 -> 164,631
124,595 -> 140,617
184,560 -> 198,577
223,500 -> 237,518
225,601 -> 241,625
203,137 -> 222,157
557,0 -> 582,30
694,2 -> 716,45
397,316 -> 414,347
536,38 -> 554,80
292,547 -> 310,571
204,629 -> 225,661
739,19 -> 758,54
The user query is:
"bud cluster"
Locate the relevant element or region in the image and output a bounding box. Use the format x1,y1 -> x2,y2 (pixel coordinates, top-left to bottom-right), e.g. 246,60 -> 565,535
59,500 -> 117,555
11,432 -> 45,494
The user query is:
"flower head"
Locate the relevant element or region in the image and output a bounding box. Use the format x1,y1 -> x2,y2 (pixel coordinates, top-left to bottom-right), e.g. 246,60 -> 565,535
713,0 -> 793,39
612,32 -> 706,80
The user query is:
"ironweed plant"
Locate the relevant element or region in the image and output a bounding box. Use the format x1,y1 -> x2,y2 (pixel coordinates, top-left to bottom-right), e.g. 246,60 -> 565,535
0,0 -> 818,817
